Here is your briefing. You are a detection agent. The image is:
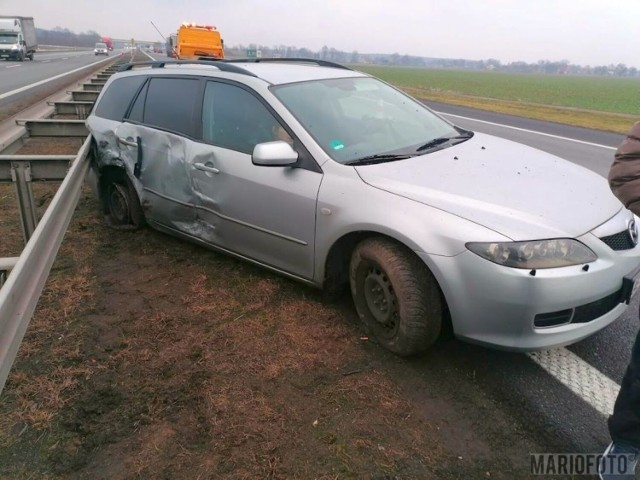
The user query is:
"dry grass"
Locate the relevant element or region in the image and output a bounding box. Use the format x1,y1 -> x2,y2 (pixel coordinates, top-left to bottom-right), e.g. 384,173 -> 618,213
0,191 -> 101,447
402,87 -> 637,134
0,184 -> 446,477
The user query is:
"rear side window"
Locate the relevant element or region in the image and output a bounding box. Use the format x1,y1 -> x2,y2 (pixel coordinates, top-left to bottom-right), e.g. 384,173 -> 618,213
94,76 -> 146,121
143,77 -> 200,136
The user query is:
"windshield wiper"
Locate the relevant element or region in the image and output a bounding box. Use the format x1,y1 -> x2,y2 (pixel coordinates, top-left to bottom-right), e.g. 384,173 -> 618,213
416,131 -> 474,152
344,153 -> 415,166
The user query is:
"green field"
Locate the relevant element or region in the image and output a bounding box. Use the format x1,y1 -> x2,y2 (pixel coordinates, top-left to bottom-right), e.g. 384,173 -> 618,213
352,65 -> 639,133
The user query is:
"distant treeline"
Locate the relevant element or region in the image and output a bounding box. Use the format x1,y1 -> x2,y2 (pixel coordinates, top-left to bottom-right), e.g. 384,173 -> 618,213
33,27 -> 638,77
36,27 -> 101,47
227,44 -> 639,77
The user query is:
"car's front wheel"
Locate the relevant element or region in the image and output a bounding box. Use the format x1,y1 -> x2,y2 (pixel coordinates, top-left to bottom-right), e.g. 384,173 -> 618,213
102,172 -> 145,230
349,237 -> 442,356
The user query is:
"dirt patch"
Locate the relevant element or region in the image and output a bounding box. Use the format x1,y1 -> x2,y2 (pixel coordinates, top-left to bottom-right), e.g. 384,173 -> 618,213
0,189 -> 439,478
0,182 -> 555,479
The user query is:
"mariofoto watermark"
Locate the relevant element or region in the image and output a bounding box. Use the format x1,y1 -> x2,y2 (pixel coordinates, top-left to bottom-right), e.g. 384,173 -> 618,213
530,453 -> 635,476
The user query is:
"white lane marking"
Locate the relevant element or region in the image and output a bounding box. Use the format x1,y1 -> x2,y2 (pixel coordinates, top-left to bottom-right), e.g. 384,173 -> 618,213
436,111 -> 617,151
528,348 -> 620,416
41,60 -> 51,63
0,57 -> 111,100
6,65 -> 21,69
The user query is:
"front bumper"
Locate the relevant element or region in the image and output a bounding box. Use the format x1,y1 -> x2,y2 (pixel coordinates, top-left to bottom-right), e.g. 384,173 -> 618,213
0,50 -> 20,59
422,231 -> 640,351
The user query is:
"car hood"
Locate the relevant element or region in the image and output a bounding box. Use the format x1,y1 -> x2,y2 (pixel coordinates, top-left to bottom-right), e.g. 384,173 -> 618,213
355,132 -> 621,240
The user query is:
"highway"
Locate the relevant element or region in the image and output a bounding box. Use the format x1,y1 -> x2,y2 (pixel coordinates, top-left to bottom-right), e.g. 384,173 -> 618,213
0,50 -> 115,95
0,50 -> 120,120
1,54 -> 636,463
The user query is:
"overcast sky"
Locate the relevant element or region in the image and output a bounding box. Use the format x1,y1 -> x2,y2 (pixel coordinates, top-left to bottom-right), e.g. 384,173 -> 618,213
3,0 -> 639,67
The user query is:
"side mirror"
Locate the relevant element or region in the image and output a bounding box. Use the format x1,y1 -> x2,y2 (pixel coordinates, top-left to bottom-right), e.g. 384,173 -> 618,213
252,141 -> 298,167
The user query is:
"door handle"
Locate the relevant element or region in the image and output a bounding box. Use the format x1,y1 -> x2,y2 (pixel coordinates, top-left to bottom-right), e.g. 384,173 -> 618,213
117,136 -> 137,147
194,162 -> 220,174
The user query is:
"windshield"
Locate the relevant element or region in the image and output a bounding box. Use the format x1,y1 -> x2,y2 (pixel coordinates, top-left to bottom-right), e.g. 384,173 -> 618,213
95,43 -> 107,48
0,34 -> 18,45
272,76 -> 459,164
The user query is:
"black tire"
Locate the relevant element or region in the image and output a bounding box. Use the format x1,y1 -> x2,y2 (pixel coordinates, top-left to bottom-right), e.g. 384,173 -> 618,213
18,52 -> 24,62
349,237 -> 442,356
102,172 -> 145,230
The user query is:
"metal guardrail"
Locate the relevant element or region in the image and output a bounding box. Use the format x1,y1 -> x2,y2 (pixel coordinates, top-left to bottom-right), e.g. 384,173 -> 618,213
0,155 -> 76,241
0,117 -> 89,242
0,136 -> 91,393
0,258 -> 19,289
0,57 -> 126,394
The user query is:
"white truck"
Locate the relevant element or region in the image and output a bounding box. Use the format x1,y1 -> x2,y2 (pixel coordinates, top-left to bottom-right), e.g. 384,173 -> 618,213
0,16 -> 37,61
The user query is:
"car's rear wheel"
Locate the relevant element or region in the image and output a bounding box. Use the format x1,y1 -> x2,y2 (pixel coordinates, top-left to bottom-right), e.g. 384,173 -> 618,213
349,237 -> 442,356
102,172 -> 145,230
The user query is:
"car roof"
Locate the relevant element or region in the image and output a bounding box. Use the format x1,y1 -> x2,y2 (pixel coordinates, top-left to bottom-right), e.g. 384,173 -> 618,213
229,62 -> 366,85
118,59 -> 367,86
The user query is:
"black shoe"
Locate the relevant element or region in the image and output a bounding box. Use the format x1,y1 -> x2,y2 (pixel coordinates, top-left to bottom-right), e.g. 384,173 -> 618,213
599,442 -> 639,479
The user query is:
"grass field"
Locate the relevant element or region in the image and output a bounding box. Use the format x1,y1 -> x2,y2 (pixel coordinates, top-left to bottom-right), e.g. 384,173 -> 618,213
354,65 -> 640,133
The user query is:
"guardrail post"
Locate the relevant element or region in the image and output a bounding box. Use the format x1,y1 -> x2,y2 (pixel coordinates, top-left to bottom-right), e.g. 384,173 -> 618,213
0,258 -> 18,289
10,162 -> 38,242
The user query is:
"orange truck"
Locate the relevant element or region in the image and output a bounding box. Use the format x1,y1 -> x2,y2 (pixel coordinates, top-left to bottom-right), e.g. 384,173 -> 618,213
175,23 -> 224,60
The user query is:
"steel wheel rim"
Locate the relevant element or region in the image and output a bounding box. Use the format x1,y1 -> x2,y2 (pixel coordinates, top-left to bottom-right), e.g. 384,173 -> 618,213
363,266 -> 398,332
108,183 -> 130,224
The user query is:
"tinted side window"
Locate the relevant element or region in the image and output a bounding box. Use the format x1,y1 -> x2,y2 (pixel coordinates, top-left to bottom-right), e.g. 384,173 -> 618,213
94,76 -> 146,121
202,81 -> 290,154
143,77 -> 200,136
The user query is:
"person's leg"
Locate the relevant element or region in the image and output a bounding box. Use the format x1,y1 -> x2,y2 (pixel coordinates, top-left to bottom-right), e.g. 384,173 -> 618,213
601,325 -> 640,479
609,326 -> 640,447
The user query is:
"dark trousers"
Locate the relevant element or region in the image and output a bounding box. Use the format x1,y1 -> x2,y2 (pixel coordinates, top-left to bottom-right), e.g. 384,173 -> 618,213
609,320 -> 640,447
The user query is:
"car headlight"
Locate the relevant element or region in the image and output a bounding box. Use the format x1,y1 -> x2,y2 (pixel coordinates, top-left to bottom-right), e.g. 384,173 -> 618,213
466,239 -> 597,269
11,45 -> 18,50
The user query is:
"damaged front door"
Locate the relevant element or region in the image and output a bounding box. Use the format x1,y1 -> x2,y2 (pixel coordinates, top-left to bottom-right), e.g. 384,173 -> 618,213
191,81 -> 322,280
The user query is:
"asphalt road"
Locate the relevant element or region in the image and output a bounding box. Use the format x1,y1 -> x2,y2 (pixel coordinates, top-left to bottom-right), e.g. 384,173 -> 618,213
0,50 -> 118,119
2,58 -> 637,463
0,50 -> 114,95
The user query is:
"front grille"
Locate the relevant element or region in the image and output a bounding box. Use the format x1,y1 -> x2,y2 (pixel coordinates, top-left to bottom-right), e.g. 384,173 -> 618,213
534,286 -> 623,328
600,230 -> 635,251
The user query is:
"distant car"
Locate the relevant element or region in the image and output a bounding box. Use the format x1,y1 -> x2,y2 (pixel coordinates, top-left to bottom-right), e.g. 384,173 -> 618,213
85,58 -> 640,356
94,42 -> 108,56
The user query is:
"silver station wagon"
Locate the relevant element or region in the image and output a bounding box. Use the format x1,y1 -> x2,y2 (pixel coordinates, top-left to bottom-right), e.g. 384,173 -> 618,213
86,58 -> 640,356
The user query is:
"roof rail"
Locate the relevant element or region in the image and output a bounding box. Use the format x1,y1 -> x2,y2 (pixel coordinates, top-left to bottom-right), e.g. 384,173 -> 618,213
116,60 -> 258,77
223,57 -> 353,71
